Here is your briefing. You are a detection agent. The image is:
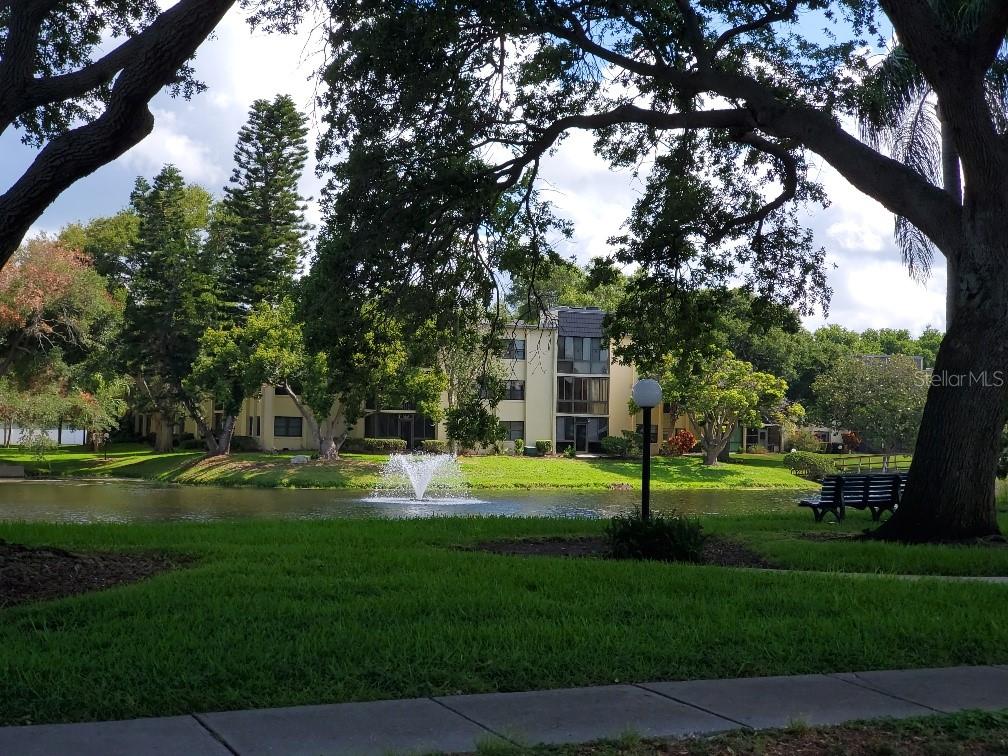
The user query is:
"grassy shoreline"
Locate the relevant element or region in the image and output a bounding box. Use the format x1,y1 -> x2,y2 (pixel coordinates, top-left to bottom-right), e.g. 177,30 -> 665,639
1,513 -> 1007,726
0,443 -> 817,491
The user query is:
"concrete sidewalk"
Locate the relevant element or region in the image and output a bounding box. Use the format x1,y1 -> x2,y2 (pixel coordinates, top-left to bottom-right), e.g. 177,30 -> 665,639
3,665 -> 1007,755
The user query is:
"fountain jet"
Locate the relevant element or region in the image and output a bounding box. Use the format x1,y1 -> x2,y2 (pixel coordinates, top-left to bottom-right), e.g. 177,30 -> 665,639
372,453 -> 469,501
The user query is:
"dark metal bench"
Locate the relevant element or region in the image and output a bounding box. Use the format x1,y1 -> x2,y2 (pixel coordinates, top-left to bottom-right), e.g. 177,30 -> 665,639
799,473 -> 906,522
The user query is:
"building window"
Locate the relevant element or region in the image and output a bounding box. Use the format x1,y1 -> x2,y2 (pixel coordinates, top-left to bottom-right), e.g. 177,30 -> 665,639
274,416 -> 303,437
556,376 -> 608,414
248,417 -> 253,436
555,416 -> 609,453
274,385 -> 289,396
503,380 -> 525,400
557,336 -> 608,374
364,412 -> 437,445
256,416 -> 261,436
500,338 -> 526,360
500,421 -> 525,441
636,424 -> 659,443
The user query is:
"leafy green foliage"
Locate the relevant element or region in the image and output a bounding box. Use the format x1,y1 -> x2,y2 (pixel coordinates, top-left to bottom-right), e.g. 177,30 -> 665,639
121,165 -> 219,435
811,356 -> 928,454
660,352 -> 789,465
342,437 -> 408,453
439,325 -> 506,451
0,235 -> 121,383
506,257 -> 627,321
535,440 -> 552,455
786,427 -> 825,453
783,451 -> 836,481
419,439 -> 448,454
600,434 -> 632,459
607,510 -> 707,563
58,212 -> 141,291
445,398 -> 507,452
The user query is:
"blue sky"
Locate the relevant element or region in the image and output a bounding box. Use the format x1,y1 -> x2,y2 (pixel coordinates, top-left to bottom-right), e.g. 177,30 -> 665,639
0,6 -> 945,334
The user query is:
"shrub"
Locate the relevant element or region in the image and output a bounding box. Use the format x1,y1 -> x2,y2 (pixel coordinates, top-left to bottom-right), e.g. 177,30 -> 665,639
667,429 -> 697,456
786,427 -> 824,452
600,434 -> 632,458
179,438 -> 205,450
563,444 -> 577,458
842,430 -> 862,452
19,429 -> 56,470
745,444 -> 769,454
513,438 -> 524,455
534,439 -> 552,455
783,450 -> 836,480
230,435 -> 260,452
607,509 -> 707,563
342,437 -> 408,453
419,439 -> 448,454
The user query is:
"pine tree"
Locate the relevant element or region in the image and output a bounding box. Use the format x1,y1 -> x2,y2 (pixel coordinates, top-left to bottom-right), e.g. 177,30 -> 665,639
122,165 -> 218,451
221,94 -> 310,310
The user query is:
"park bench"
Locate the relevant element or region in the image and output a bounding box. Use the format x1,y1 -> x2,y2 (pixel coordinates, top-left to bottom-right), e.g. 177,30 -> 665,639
799,473 -> 906,522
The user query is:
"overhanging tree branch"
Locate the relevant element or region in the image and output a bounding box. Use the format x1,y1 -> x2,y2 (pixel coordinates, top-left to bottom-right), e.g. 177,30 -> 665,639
0,0 -> 237,266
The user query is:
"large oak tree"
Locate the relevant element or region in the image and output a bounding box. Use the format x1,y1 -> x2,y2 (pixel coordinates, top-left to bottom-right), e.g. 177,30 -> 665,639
318,0 -> 1008,541
0,0 -> 305,263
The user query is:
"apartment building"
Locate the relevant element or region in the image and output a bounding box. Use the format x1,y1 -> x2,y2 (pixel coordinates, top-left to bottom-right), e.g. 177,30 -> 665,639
134,307 -> 696,453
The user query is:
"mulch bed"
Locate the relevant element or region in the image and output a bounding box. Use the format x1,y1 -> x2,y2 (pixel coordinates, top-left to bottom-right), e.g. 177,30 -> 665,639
0,540 -> 188,608
471,535 -> 775,568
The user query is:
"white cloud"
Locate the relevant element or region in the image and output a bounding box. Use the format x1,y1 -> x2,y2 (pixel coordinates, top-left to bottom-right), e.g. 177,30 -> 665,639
122,108 -> 226,185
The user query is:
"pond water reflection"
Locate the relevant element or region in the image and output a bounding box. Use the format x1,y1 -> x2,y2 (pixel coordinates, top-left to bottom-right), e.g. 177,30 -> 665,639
0,480 -> 803,523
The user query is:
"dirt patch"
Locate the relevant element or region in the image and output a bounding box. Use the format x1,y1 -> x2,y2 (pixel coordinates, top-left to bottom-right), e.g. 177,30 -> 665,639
0,540 -> 188,608
471,535 -> 775,568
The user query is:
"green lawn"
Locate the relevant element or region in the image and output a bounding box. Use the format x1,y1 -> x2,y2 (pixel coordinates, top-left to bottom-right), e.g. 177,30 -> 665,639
2,513 -> 1007,726
0,444 -> 815,491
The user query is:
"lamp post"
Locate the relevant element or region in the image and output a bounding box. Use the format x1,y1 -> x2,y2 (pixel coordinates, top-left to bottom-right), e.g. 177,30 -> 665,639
631,378 -> 662,521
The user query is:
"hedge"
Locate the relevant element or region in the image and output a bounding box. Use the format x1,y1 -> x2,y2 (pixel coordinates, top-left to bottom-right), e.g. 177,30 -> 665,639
419,439 -> 448,454
342,437 -> 408,453
783,450 -> 836,480
535,440 -> 553,454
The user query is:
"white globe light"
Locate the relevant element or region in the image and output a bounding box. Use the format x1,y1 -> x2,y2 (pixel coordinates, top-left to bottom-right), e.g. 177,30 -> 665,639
632,378 -> 663,409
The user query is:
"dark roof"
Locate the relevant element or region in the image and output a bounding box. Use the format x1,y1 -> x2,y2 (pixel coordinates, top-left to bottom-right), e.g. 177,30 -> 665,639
557,308 -> 605,338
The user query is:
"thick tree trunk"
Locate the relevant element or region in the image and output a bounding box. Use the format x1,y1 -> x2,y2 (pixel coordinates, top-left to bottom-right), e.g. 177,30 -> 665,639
205,415 -> 236,457
939,106 -> 962,328
154,416 -> 173,453
698,416 -> 733,466
874,239 -> 1008,542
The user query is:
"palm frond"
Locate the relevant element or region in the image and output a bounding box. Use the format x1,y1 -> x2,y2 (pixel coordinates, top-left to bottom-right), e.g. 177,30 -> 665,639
858,45 -> 932,150
986,55 -> 1008,135
895,214 -> 935,282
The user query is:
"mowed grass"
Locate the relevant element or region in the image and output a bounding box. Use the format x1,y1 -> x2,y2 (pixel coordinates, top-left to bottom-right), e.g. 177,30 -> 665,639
2,515 -> 1007,726
0,444 -> 815,491
706,510 -> 1008,576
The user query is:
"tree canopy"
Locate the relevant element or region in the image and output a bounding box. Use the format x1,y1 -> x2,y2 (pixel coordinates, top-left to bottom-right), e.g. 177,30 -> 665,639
318,0 -> 1008,539
0,0 -> 308,264
811,354 -> 928,458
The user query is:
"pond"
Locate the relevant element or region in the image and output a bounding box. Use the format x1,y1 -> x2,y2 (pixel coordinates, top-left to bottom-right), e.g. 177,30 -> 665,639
0,480 -> 803,523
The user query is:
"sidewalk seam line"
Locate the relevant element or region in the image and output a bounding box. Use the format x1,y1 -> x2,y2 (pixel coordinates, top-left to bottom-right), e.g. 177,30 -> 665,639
428,697 -> 520,747
191,713 -> 241,756
827,673 -> 943,713
631,683 -> 753,731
